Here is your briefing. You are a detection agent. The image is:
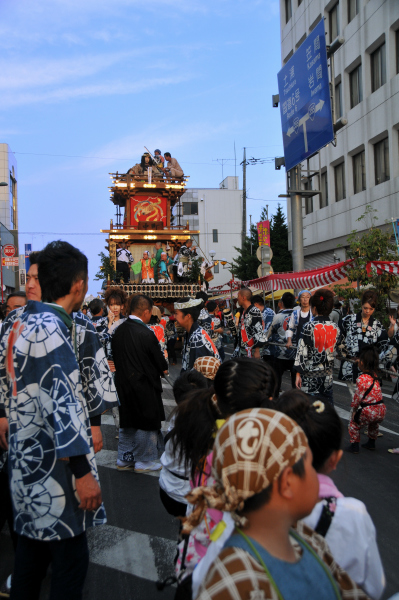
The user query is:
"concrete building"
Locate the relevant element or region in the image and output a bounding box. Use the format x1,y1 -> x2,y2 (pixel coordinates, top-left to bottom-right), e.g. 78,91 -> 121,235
177,176 -> 242,287
280,0 -> 399,268
0,144 -> 18,293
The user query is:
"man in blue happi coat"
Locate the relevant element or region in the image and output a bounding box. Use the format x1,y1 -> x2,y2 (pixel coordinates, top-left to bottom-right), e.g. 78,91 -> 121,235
0,241 -> 108,600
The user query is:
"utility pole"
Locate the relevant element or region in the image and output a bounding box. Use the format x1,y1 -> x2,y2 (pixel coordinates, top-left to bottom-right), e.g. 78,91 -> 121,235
242,147 -> 247,249
249,215 -> 252,255
290,165 -> 305,272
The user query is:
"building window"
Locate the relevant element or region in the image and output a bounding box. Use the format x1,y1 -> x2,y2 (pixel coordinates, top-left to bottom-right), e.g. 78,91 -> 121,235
396,29 -> 399,75
329,3 -> 339,43
285,0 -> 292,23
349,64 -> 362,108
352,151 -> 366,194
214,262 -> 220,274
320,171 -> 328,208
371,43 -> 386,92
212,229 -> 218,243
374,138 -> 390,185
334,163 -> 346,201
335,81 -> 342,118
183,202 -> 198,215
348,0 -> 358,23
303,179 -> 313,214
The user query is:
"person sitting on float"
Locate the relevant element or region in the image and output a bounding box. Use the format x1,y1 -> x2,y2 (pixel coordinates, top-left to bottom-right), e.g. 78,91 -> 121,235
131,250 -> 156,283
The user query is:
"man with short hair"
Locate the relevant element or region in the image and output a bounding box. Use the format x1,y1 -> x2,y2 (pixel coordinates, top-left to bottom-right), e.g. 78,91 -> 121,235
88,298 -> 105,321
116,240 -> 134,283
112,294 -> 168,473
268,291 -> 297,391
162,152 -> 184,179
0,241 -> 106,600
233,288 -> 266,359
5,292 -> 26,317
175,298 -> 220,372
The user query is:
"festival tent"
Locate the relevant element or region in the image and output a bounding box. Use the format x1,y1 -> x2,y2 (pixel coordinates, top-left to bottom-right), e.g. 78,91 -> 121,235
243,259 -> 354,291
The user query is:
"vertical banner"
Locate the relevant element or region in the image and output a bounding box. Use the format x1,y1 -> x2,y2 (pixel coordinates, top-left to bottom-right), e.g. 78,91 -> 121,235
25,243 -> 32,272
257,220 -> 270,246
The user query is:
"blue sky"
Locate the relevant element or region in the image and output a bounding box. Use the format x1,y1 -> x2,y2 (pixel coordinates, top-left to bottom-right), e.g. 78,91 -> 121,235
0,0 -> 286,294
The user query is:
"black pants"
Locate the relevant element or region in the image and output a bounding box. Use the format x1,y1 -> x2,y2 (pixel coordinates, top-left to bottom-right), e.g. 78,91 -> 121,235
167,338 -> 177,363
159,487 -> 187,518
0,464 -> 18,551
10,532 -> 89,600
271,358 -> 296,392
116,261 -> 130,283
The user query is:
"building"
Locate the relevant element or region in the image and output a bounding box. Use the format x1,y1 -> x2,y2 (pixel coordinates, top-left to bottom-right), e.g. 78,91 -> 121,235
0,144 -> 18,293
177,176 -> 242,287
280,0 -> 399,268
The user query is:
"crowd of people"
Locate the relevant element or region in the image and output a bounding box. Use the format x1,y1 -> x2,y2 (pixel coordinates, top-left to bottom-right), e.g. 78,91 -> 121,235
127,150 -> 184,183
0,243 -> 398,599
115,239 -> 201,285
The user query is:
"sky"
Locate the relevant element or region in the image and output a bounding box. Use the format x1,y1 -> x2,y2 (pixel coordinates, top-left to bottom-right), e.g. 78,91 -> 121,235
0,0 -> 287,295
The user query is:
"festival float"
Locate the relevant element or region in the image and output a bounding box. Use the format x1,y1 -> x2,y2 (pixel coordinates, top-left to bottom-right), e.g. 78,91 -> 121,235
101,151 -> 202,301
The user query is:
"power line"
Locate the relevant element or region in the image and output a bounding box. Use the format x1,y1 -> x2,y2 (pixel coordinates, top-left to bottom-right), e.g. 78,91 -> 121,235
12,151 -> 229,166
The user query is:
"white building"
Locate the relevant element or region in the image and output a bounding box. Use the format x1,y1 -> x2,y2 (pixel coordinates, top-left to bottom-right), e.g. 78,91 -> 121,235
0,144 -> 18,292
280,0 -> 399,268
177,176 -> 242,287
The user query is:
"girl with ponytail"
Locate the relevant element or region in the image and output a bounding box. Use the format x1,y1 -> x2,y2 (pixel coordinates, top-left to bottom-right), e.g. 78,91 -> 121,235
172,357 -> 278,596
276,390 -> 385,600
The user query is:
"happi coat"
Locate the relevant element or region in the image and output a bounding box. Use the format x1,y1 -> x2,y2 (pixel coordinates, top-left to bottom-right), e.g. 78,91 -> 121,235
267,309 -> 295,360
0,301 -> 107,540
198,307 -> 213,337
233,305 -> 266,358
339,312 -> 388,382
294,317 -> 341,396
181,322 -> 220,372
111,318 -> 168,430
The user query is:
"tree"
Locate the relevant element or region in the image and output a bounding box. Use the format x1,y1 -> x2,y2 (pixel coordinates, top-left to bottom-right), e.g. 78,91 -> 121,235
333,205 -> 398,325
94,252 -> 122,282
269,204 -> 292,273
230,224 -> 259,281
231,204 -> 292,280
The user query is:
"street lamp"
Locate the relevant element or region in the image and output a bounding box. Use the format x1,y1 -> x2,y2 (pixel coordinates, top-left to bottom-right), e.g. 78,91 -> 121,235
209,250 -> 216,260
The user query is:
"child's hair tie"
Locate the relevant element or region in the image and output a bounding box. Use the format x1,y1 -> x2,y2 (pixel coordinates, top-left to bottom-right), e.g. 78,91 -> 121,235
313,400 -> 325,413
319,296 -> 324,301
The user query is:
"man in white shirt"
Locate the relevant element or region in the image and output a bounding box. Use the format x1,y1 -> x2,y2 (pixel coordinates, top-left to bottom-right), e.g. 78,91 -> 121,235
116,241 -> 133,283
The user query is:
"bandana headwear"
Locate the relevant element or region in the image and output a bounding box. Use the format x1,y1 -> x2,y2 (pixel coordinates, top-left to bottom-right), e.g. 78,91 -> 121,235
193,356 -> 222,380
298,290 -> 311,299
174,298 -> 203,310
183,408 -> 308,533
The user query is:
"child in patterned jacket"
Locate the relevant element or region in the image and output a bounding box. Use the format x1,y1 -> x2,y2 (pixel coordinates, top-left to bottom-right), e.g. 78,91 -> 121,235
348,345 -> 386,454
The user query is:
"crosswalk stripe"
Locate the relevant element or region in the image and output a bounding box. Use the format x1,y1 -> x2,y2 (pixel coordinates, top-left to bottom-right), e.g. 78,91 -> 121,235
87,524 -> 176,582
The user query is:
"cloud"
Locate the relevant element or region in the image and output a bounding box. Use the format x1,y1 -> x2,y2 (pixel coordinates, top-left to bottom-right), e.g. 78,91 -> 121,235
0,74 -> 191,109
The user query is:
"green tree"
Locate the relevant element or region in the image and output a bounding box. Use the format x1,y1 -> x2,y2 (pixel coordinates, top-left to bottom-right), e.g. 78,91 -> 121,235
269,204 -> 292,273
94,252 -> 122,282
230,224 -> 259,281
333,205 -> 398,325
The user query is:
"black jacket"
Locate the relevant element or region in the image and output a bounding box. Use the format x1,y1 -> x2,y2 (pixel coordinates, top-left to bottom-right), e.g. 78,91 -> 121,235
111,318 -> 168,430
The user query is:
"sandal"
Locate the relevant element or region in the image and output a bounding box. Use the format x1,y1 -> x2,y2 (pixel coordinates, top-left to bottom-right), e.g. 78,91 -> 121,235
388,448 -> 399,454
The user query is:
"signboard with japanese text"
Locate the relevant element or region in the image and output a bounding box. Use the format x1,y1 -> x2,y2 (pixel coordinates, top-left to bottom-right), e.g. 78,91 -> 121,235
257,220 -> 270,246
3,244 -> 16,257
277,19 -> 334,172
2,257 -> 19,266
25,243 -> 32,272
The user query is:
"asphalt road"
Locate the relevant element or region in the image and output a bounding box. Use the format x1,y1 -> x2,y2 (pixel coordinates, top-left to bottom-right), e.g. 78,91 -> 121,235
1,346 -> 399,599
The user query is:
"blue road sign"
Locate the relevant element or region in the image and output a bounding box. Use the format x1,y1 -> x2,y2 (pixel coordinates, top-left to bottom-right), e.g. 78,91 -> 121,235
25,243 -> 32,272
277,19 -> 334,172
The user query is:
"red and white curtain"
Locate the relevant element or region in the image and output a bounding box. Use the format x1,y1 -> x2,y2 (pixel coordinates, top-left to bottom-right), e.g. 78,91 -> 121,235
366,261 -> 399,276
243,260 -> 355,292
